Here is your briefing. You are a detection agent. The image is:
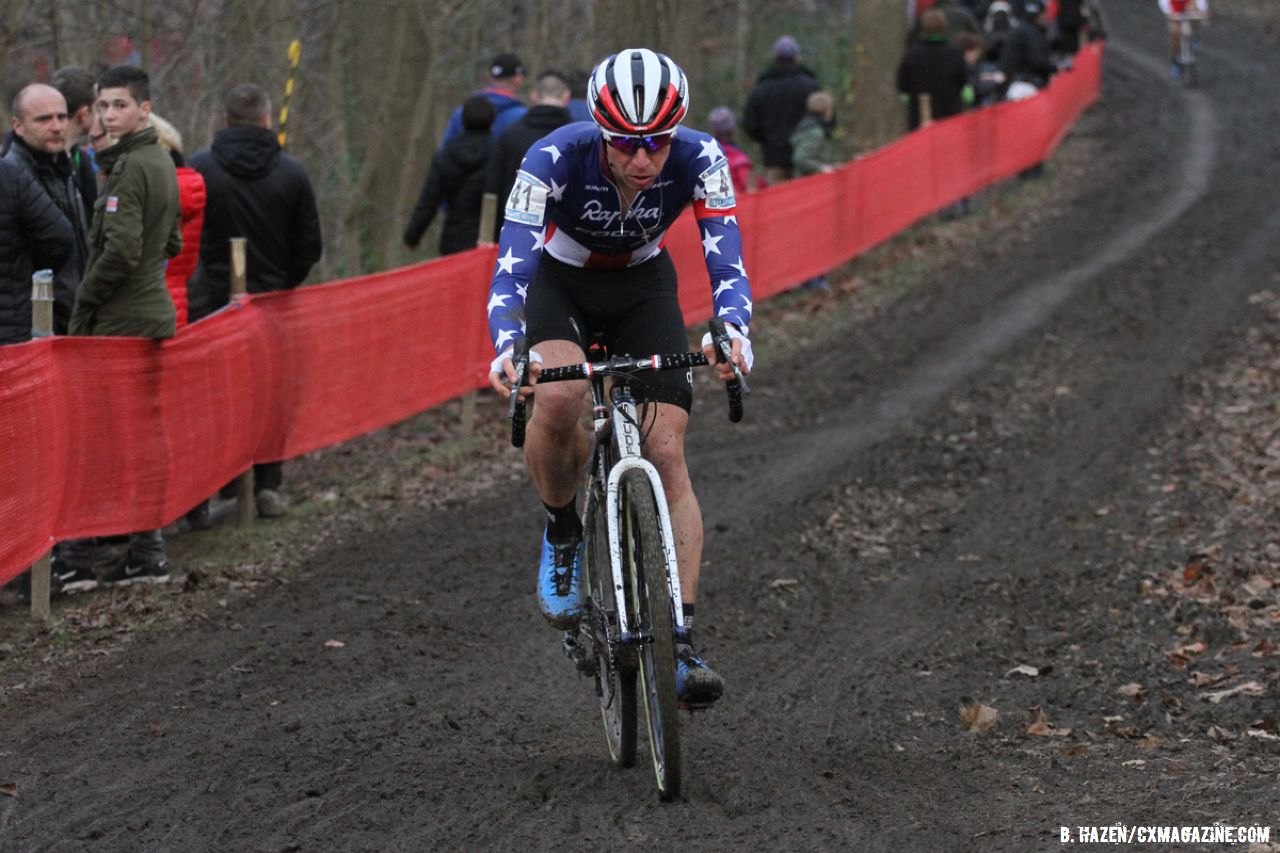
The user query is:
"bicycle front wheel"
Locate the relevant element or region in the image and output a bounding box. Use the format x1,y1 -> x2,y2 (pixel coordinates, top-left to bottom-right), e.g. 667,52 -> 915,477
620,468 -> 681,801
584,482 -> 636,768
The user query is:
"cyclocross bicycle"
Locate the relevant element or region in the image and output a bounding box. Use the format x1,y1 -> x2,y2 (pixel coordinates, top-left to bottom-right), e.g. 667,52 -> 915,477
508,319 -> 746,802
1173,11 -> 1203,88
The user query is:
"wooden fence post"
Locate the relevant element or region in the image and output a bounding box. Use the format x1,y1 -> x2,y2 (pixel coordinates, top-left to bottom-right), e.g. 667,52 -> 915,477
28,270 -> 55,620
919,93 -> 933,128
230,238 -> 256,527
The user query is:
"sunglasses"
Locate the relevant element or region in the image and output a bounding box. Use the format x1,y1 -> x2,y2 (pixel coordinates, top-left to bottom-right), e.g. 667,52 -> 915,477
604,132 -> 674,155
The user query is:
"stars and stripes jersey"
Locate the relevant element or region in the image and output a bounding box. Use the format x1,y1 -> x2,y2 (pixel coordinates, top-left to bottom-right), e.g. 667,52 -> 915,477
486,122 -> 753,354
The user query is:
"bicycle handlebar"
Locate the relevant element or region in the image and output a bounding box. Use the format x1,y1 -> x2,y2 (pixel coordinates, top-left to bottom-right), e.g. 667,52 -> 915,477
508,320 -> 747,447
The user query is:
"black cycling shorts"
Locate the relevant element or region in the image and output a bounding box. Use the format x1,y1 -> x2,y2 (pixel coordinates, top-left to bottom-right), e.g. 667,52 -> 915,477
525,251 -> 693,411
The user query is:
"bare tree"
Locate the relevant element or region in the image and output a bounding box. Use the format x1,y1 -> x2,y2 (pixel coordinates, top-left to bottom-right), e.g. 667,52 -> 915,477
5,0 -> 910,277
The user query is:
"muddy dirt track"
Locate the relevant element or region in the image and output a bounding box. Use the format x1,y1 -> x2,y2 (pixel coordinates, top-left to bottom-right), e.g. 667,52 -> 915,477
5,5 -> 1280,851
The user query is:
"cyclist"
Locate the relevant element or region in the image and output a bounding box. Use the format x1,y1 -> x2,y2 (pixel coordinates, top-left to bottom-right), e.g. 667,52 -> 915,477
487,48 -> 753,707
1158,0 -> 1209,78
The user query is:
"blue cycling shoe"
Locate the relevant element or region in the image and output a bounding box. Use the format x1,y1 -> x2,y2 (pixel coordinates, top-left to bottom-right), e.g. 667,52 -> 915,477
674,630 -> 724,707
538,531 -> 584,629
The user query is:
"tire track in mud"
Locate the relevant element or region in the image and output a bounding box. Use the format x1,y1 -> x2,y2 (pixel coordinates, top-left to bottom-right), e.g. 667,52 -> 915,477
719,43 -> 1219,520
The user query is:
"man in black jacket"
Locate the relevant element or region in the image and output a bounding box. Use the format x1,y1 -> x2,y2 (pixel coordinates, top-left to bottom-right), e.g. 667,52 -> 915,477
0,158 -> 72,346
742,35 -> 821,186
0,155 -> 73,604
483,70 -> 573,242
1001,0 -> 1057,94
188,82 -> 323,519
897,10 -> 971,131
4,83 -> 91,336
402,95 -> 495,256
51,66 -> 100,215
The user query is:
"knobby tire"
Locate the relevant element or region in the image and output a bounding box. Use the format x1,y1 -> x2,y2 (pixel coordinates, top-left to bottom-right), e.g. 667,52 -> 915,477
621,469 -> 681,801
584,483 -> 636,767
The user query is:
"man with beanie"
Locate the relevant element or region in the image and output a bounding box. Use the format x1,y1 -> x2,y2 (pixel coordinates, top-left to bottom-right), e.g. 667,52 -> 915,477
742,35 -> 820,186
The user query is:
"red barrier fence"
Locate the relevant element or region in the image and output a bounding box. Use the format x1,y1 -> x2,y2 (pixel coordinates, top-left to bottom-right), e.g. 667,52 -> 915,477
0,44 -> 1102,584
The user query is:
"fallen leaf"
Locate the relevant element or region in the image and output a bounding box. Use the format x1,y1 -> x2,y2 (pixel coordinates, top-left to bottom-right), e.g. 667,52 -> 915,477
1117,682 -> 1148,701
1249,715 -> 1278,734
0,782 -> 15,797
1202,680 -> 1265,704
959,699 -> 999,733
768,578 -> 798,590
1006,664 -> 1045,678
1026,705 -> 1072,737
1253,637 -> 1278,658
1207,725 -> 1236,743
1187,671 -> 1227,687
323,639 -> 346,649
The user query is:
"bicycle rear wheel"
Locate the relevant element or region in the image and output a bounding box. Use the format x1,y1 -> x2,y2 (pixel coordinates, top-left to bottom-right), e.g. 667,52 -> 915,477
584,483 -> 636,768
620,468 -> 681,801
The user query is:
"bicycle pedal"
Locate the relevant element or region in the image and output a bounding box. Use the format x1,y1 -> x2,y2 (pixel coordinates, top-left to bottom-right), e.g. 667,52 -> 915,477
562,632 -> 596,676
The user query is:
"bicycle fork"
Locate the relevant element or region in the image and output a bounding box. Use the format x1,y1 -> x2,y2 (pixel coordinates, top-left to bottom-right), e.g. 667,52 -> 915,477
605,396 -> 685,644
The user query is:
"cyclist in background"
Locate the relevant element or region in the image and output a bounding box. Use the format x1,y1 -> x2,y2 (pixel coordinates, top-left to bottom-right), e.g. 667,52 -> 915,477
486,48 -> 753,707
1158,0 -> 1209,78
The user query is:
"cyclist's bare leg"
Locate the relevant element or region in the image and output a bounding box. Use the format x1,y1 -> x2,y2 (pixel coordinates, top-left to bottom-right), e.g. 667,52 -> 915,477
642,402 -> 703,605
1167,19 -> 1181,62
525,339 -> 591,510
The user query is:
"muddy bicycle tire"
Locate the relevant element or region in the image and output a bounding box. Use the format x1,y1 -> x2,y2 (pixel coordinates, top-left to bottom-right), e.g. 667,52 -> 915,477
621,469 -> 681,801
584,484 -> 636,768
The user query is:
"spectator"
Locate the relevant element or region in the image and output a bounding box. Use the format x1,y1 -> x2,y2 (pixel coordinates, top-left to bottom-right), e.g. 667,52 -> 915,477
4,83 -> 91,336
50,66 -> 100,214
982,1 -> 1017,64
0,156 -> 73,604
1000,0 -> 1057,99
789,90 -> 838,290
1081,0 -> 1107,41
483,70 -> 573,241
69,64 -> 181,586
0,158 -> 73,343
909,0 -> 982,44
565,68 -> 592,123
956,31 -> 1004,107
897,10 -> 971,131
1054,0 -> 1086,54
404,94 -> 496,256
706,106 -> 758,194
149,113 -> 204,331
187,82 -> 323,519
789,91 -> 837,177
440,52 -> 527,146
4,82 -> 99,593
742,35 -> 820,186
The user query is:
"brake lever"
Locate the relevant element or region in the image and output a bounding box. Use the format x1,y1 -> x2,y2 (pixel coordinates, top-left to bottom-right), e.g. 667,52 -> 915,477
509,337 -> 529,447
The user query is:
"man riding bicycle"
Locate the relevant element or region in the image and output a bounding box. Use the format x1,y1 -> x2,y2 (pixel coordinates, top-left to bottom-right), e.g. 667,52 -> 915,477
1158,0 -> 1209,78
487,48 -> 753,707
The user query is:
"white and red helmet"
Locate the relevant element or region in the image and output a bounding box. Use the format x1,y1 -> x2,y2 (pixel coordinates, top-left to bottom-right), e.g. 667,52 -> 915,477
587,48 -> 689,136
